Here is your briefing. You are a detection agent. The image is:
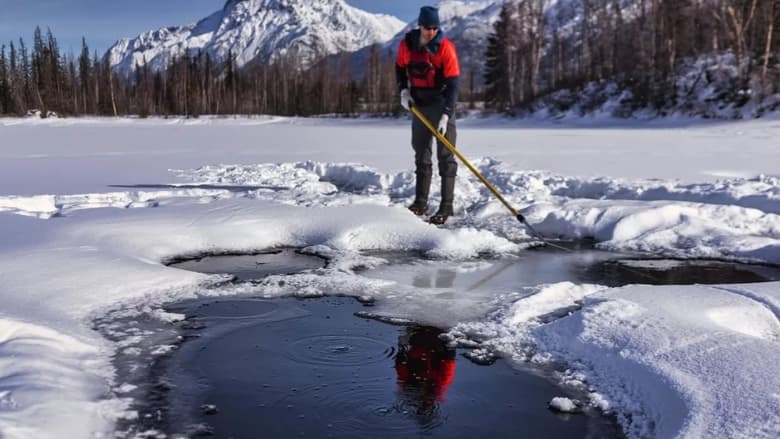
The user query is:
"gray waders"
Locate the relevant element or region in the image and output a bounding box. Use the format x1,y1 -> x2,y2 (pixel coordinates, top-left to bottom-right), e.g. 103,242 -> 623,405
409,102 -> 457,221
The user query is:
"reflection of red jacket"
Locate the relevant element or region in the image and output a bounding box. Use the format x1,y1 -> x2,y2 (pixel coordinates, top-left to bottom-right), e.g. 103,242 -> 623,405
395,346 -> 456,401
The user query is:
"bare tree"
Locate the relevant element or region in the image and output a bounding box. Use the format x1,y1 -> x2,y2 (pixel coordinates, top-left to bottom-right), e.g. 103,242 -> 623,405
760,0 -> 777,87
725,0 -> 759,78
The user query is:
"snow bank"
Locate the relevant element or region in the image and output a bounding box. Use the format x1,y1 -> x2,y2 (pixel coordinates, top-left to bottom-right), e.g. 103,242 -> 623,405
2,159 -> 778,264
0,318 -> 130,439
449,281 -> 780,438
6,159 -> 780,263
535,284 -> 780,437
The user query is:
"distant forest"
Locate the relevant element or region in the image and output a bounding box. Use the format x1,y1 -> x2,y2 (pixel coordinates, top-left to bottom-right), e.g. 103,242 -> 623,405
0,0 -> 777,118
483,0 -> 779,114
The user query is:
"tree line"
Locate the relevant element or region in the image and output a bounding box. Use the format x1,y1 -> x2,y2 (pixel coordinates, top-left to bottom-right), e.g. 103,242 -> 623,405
484,0 -> 779,112
0,27 -> 407,118
1,0 -> 778,118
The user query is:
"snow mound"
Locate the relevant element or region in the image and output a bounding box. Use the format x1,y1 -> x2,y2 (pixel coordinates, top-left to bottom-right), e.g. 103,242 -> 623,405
549,396 -> 580,413
449,281 -> 780,438
3,159 -> 778,264
534,285 -> 780,438
0,318 -> 131,439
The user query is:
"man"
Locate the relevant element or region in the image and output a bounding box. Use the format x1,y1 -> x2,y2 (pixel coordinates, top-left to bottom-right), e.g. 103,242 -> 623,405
396,6 -> 461,225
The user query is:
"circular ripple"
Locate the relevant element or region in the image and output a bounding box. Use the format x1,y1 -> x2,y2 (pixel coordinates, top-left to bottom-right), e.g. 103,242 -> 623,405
284,334 -> 393,367
327,383 -> 447,436
392,397 -> 447,431
264,378 -> 430,438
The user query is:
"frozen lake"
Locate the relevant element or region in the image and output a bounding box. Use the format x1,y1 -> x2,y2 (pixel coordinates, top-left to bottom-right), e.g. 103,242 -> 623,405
1,116 -> 778,438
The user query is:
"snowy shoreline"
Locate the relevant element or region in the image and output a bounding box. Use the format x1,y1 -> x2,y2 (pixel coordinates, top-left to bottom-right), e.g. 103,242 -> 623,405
0,117 -> 778,438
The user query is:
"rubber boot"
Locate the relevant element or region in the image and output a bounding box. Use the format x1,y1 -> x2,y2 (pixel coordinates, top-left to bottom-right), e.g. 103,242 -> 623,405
430,175 -> 455,225
408,170 -> 432,216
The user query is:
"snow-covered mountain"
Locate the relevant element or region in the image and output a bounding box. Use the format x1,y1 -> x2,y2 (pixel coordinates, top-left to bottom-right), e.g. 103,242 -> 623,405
107,0 -> 405,76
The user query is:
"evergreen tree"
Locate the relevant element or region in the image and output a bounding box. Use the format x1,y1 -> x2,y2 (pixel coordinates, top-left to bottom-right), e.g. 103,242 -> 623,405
0,45 -> 7,114
67,56 -> 78,114
78,38 -> 92,114
18,38 -> 32,113
92,51 -> 102,114
225,50 -> 237,114
484,3 -> 513,111
46,28 -> 63,112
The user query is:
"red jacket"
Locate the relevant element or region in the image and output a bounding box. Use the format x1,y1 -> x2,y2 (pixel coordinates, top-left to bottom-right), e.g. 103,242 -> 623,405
396,29 -> 460,115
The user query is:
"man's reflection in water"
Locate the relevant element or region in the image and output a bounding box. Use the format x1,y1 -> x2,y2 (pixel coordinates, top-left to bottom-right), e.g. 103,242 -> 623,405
394,326 -> 457,422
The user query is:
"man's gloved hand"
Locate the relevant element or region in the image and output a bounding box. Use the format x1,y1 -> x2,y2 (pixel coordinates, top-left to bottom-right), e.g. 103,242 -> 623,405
437,114 -> 449,136
400,89 -> 413,111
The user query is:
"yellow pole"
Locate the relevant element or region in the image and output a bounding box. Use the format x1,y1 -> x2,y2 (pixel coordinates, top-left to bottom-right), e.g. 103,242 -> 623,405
410,105 -> 526,223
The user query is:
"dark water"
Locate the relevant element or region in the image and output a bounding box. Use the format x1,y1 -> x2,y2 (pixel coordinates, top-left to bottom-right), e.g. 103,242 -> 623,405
358,247 -> 780,295
160,296 -> 621,439
169,247 -> 780,289
113,246 -> 780,438
168,249 -> 324,281
583,257 -> 780,286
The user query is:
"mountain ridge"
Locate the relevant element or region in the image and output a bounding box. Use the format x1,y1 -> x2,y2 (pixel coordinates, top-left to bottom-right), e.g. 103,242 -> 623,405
107,0 -> 406,76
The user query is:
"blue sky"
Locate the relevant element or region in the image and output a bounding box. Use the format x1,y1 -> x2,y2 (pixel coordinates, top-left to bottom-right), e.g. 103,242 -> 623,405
0,0 -> 432,54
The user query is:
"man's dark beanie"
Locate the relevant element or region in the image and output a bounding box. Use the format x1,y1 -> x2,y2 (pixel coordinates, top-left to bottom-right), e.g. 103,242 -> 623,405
418,6 -> 440,27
